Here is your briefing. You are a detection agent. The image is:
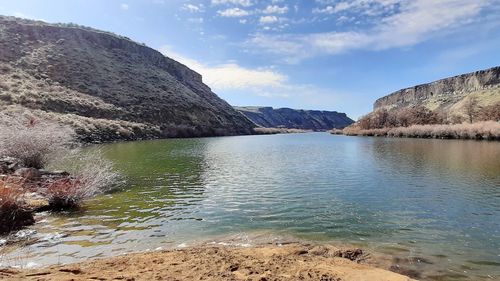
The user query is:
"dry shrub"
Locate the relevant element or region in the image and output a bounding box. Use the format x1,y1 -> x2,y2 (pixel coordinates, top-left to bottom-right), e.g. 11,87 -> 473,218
343,127 -> 390,136
343,121 -> 500,140
45,149 -> 120,209
44,178 -> 84,209
0,176 -> 34,234
330,129 -> 344,135
386,121 -> 500,140
357,106 -> 441,130
254,127 -> 309,134
0,113 -> 75,169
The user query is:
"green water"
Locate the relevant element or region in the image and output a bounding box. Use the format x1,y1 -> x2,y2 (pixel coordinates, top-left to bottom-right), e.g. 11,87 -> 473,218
2,133 -> 500,280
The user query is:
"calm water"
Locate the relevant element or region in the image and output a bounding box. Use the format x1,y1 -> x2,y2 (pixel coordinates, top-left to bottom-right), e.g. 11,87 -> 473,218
2,133 -> 499,280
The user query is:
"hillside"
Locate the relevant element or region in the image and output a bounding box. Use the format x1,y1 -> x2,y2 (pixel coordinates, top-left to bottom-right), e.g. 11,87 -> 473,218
374,66 -> 500,118
340,66 -> 500,140
0,16 -> 255,142
235,106 -> 354,130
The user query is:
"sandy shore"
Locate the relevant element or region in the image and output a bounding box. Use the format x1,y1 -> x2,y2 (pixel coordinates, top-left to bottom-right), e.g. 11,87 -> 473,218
1,243 -> 416,281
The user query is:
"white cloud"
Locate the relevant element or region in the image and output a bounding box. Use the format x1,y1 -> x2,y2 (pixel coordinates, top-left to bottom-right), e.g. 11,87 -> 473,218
312,0 -> 399,14
218,7 -> 251,17
120,3 -> 129,10
160,46 -> 286,91
182,4 -> 204,13
211,0 -> 253,7
159,46 -> 348,111
262,5 -> 288,14
313,3 -> 349,14
248,0 -> 492,61
239,19 -> 248,24
259,15 -> 278,24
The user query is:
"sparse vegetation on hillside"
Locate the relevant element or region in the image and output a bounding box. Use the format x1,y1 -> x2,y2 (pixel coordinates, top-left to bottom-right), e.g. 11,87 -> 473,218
478,103 -> 500,121
0,16 -> 254,142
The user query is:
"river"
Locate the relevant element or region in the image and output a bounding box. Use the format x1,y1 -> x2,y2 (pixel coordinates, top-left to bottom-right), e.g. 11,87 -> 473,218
2,133 -> 499,280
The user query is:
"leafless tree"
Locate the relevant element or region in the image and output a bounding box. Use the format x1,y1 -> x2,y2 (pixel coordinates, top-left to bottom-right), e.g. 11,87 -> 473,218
463,96 -> 479,123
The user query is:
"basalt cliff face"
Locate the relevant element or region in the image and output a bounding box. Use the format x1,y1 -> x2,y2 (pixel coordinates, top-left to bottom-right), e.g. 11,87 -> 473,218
0,16 -> 255,142
234,106 -> 354,130
373,66 -> 500,114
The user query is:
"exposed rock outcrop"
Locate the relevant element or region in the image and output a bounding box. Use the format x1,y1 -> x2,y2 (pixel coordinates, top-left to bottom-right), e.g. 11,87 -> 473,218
235,106 -> 354,130
0,16 -> 255,142
373,66 -> 500,114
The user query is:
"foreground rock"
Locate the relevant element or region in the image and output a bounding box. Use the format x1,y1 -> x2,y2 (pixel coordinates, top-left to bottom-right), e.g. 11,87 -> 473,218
1,244 -> 415,281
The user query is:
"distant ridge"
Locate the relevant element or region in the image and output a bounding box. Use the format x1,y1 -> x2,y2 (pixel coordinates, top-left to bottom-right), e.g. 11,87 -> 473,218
235,106 -> 354,130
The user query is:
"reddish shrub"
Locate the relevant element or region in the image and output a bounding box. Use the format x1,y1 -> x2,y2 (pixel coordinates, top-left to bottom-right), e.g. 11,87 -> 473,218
44,177 -> 86,209
0,176 -> 34,234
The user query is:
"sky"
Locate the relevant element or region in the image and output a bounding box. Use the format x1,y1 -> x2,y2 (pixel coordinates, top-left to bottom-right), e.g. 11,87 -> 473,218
1,0 -> 500,119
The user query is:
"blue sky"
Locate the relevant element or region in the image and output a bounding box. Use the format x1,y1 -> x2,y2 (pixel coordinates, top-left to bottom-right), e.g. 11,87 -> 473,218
1,0 -> 499,119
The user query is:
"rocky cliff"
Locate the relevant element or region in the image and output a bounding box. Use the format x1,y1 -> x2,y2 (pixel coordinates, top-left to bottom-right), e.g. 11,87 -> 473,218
374,66 -> 500,114
234,106 -> 354,130
0,16 -> 255,142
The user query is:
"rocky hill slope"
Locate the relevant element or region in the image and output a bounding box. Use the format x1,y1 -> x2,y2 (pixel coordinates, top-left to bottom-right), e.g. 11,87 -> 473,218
0,16 -> 255,142
374,66 -> 500,117
234,106 -> 354,130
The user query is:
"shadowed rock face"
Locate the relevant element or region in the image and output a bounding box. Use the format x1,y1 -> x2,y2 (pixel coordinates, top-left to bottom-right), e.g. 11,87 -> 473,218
374,66 -> 500,111
0,16 -> 255,142
235,106 -> 354,130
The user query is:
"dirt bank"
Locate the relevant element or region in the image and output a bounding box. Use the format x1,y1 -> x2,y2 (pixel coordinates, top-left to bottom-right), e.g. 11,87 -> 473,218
1,243 -> 416,281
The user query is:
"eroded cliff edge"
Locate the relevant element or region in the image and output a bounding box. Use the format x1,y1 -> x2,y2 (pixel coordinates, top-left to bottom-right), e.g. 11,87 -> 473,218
373,66 -> 500,114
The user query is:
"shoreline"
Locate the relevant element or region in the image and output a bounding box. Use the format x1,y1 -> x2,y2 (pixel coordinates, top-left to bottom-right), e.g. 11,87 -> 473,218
333,121 -> 500,141
1,242 -> 416,281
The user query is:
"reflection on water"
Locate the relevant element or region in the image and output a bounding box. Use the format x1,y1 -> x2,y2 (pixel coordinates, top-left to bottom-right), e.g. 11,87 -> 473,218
1,133 -> 499,280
